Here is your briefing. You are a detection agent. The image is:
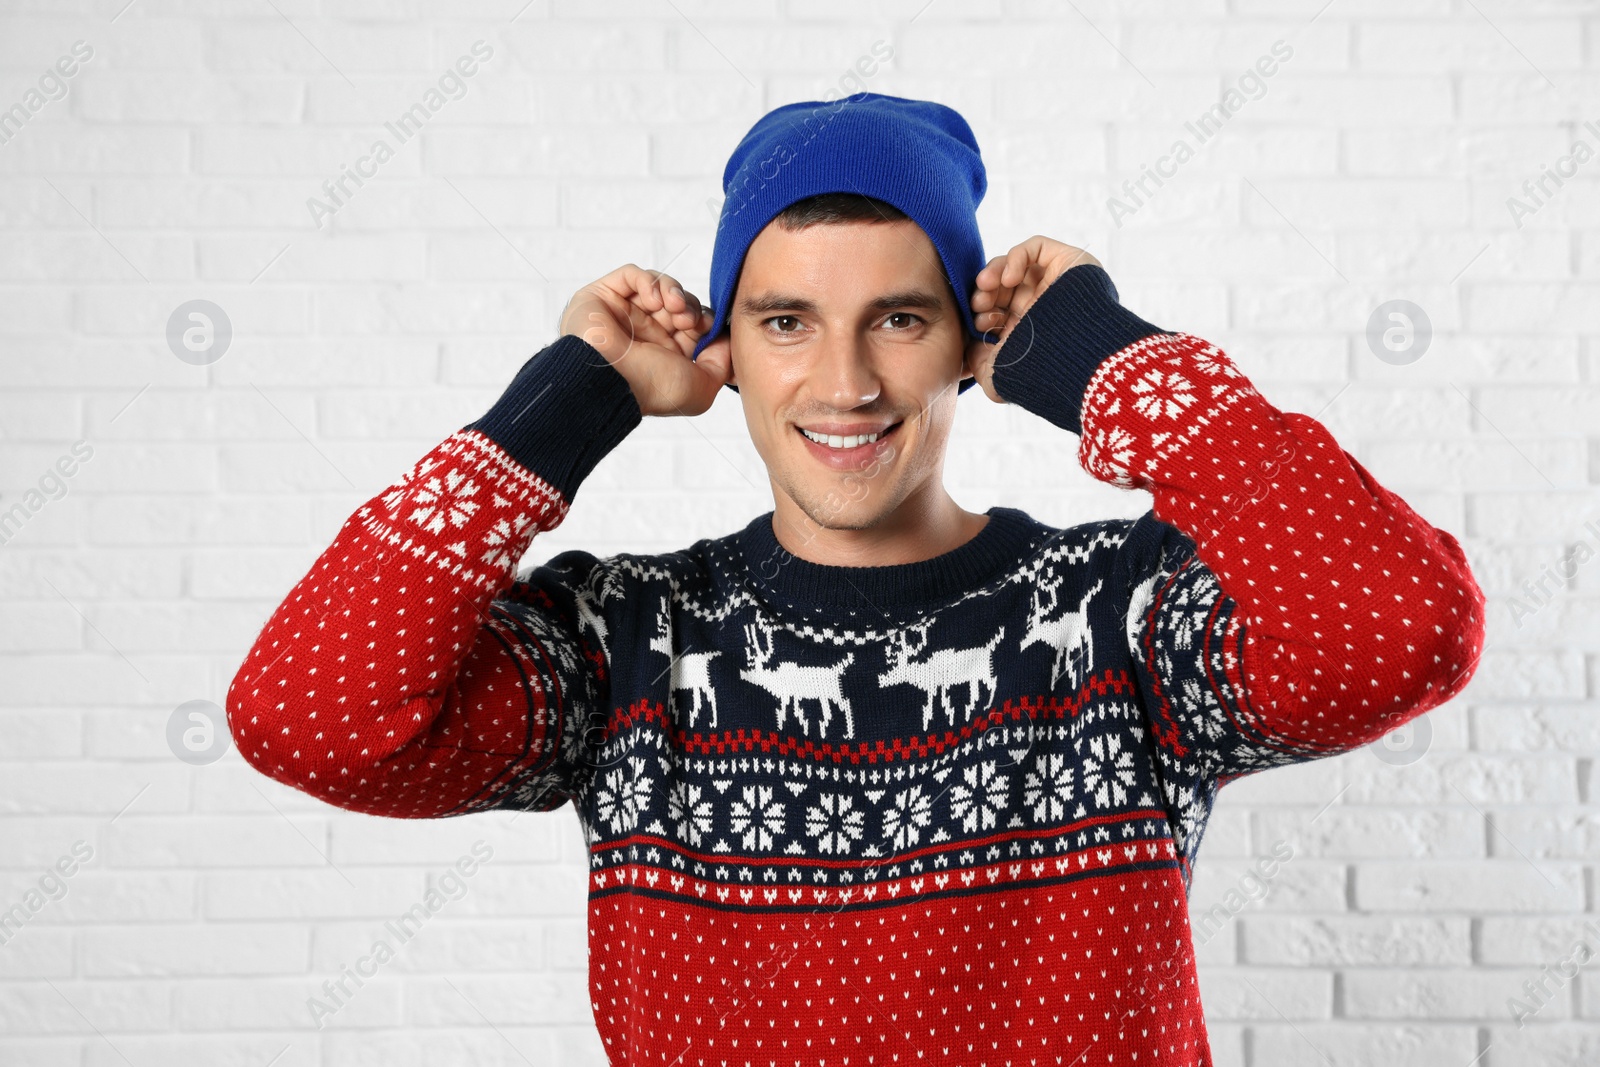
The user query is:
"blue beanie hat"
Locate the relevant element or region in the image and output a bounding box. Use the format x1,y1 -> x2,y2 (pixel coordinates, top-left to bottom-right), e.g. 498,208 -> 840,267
691,92 -> 987,396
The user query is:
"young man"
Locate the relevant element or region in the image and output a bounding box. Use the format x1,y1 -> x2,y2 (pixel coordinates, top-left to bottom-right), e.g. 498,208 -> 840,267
227,94 -> 1485,1065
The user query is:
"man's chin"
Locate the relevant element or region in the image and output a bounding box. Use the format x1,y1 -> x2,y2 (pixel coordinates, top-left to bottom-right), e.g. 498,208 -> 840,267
782,478 -> 898,534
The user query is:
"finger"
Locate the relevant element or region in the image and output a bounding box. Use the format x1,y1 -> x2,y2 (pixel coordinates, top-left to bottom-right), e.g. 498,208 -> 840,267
623,298 -> 668,350
966,335 -> 1004,405
655,273 -> 706,331
1004,241 -> 1035,287
1008,277 -> 1044,324
618,263 -> 666,313
671,306 -> 712,352
691,343 -> 733,406
642,281 -> 686,335
675,285 -> 703,319
656,303 -> 695,337
688,309 -> 720,354
645,269 -> 668,312
655,272 -> 684,311
1025,234 -> 1068,266
973,284 -> 1010,314
664,305 -> 717,356
645,267 -> 682,319
974,254 -> 1008,292
696,332 -> 730,375
1001,243 -> 1027,287
975,308 -> 1006,334
976,254 -> 1017,311
1021,235 -> 1076,288
627,279 -> 684,340
972,265 -> 1008,311
1014,270 -> 1041,308
673,286 -> 705,327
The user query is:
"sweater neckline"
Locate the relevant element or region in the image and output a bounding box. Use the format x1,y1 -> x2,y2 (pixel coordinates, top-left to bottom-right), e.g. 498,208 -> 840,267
735,505 -> 1040,616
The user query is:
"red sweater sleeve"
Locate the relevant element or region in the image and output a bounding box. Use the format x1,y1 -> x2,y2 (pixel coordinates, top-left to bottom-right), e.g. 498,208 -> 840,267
225,336 -> 641,819
992,266 -> 1487,777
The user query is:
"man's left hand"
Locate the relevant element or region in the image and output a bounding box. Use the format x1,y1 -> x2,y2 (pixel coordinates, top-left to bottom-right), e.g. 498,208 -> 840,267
963,236 -> 1102,404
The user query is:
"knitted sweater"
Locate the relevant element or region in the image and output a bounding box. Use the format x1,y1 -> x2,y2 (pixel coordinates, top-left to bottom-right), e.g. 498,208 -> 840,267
226,265 -> 1485,1067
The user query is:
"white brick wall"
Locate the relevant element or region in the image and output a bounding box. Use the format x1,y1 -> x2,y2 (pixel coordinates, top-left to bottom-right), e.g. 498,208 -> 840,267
0,1 -> 1595,1064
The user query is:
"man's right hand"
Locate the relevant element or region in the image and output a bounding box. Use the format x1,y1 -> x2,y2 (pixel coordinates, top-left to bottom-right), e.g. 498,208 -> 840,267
559,263 -> 731,417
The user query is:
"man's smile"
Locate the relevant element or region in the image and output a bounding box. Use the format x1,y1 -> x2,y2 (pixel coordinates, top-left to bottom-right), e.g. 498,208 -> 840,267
794,419 -> 904,469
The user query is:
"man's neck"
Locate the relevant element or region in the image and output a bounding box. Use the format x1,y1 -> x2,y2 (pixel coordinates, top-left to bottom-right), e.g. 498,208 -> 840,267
768,487 -> 990,570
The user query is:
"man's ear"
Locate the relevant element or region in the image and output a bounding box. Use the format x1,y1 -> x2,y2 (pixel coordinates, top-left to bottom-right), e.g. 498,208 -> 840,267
961,331 -> 990,379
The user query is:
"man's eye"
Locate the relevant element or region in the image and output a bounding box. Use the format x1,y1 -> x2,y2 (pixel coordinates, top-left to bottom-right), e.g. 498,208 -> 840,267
765,316 -> 802,333
885,313 -> 923,329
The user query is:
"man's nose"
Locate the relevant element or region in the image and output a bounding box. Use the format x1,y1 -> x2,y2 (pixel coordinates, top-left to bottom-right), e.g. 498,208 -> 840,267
810,333 -> 882,409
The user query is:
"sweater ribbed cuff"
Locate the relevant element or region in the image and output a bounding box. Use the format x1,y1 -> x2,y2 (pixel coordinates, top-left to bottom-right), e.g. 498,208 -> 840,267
463,334 -> 642,503
988,264 -> 1167,434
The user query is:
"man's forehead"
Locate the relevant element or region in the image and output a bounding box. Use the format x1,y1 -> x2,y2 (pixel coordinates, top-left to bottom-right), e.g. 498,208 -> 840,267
736,220 -> 951,315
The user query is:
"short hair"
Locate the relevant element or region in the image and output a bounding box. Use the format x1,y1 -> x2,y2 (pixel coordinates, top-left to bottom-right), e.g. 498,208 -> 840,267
768,192 -> 961,316
774,192 -> 909,231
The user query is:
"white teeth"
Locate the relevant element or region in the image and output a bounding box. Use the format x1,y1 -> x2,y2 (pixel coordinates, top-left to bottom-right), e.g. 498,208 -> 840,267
802,428 -> 884,449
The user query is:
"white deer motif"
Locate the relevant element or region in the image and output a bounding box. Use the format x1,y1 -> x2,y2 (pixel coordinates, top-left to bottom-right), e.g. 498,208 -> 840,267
1124,571 -> 1161,655
572,564 -> 624,660
1019,575 -> 1103,691
647,599 -> 721,730
876,619 -> 1007,731
739,617 -> 856,739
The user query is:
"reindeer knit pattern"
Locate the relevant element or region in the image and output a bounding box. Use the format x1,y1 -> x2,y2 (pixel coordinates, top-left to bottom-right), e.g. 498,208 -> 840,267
227,265 -> 1486,1067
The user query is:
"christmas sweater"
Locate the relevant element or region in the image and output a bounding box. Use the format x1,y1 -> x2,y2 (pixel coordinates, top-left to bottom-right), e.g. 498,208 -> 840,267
226,264 -> 1485,1067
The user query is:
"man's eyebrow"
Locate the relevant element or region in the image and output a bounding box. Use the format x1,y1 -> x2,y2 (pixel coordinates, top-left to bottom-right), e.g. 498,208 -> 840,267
736,288 -> 946,317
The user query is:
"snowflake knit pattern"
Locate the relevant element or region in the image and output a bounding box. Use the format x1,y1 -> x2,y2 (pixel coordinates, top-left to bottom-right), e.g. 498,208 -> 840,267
227,265 -> 1486,1067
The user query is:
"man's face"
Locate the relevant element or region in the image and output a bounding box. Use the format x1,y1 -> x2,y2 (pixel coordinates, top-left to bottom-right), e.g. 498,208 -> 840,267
726,217 -> 974,533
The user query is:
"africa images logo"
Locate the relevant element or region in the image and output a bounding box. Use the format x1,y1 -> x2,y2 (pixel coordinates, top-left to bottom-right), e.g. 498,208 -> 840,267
1107,40 -> 1294,227
305,40 -> 495,228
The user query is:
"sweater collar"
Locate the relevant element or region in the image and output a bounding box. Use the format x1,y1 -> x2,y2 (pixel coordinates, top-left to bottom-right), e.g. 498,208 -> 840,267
735,505 -> 1041,616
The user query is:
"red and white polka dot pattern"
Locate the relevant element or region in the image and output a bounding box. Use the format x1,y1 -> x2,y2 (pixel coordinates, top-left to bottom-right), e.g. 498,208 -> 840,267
588,872 -> 1211,1066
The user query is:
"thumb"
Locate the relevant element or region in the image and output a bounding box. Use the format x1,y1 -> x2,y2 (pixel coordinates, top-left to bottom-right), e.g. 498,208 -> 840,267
686,333 -> 733,411
963,332 -> 1006,405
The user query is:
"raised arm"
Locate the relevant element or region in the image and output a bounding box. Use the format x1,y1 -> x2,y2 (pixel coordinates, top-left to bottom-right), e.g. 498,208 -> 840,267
982,253 -> 1486,791
224,336 -> 640,818
225,264 -> 729,819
